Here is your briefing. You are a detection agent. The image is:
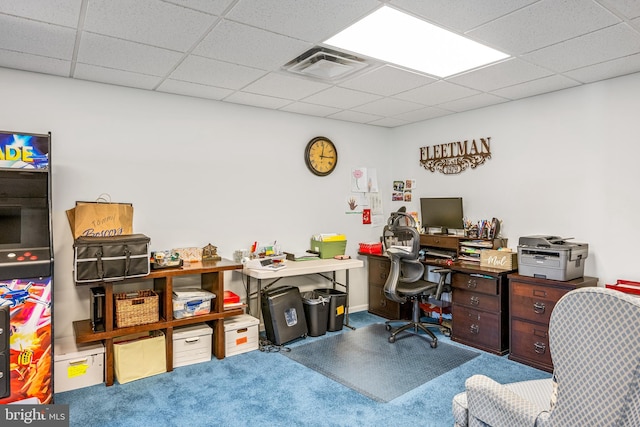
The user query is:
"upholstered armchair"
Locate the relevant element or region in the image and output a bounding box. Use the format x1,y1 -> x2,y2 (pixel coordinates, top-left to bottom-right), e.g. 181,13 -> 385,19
452,286 -> 640,427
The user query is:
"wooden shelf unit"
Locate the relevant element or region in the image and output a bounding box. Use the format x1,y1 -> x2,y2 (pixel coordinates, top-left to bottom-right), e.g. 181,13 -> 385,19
73,259 -> 244,386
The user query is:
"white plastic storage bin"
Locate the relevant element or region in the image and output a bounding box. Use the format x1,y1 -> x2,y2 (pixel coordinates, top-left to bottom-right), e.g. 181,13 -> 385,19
172,288 -> 215,319
173,323 -> 213,368
54,337 -> 105,393
224,314 -> 259,357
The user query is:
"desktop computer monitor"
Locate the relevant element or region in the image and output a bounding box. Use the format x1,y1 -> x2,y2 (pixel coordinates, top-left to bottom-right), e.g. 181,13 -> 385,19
420,197 -> 464,235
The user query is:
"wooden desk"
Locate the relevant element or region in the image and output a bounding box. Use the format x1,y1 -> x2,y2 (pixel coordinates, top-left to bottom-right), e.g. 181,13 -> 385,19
243,258 -> 364,330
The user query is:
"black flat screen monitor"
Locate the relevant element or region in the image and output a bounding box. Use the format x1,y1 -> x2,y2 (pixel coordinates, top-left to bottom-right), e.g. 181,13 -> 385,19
420,197 -> 464,234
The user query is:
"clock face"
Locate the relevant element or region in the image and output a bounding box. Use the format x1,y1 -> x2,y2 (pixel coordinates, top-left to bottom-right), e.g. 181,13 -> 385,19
305,136 -> 338,176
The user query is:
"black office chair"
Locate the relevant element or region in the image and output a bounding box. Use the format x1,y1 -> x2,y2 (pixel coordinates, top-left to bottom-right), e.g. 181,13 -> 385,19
382,209 -> 450,348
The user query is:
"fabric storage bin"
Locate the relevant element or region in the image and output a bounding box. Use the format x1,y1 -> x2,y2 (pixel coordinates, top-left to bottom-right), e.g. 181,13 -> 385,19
173,323 -> 213,368
74,234 -> 150,283
54,337 -> 105,393
114,289 -> 159,328
224,314 -> 259,356
172,288 -> 215,319
113,331 -> 166,384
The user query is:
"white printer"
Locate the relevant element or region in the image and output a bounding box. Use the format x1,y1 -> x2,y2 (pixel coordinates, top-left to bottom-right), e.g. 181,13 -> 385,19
517,235 -> 589,281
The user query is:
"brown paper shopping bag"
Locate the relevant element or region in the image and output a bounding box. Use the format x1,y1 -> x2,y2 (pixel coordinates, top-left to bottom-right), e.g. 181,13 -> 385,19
66,195 -> 133,238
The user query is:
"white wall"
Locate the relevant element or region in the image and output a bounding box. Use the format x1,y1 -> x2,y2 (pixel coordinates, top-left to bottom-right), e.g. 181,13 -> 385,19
2,67 -> 639,340
0,68 -> 391,339
392,72 -> 640,288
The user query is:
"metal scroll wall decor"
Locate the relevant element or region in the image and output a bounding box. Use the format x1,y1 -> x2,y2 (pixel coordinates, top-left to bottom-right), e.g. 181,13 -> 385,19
419,137 -> 492,175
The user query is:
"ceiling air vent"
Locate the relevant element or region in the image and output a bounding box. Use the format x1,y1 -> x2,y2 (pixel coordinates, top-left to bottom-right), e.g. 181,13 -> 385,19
283,47 -> 369,81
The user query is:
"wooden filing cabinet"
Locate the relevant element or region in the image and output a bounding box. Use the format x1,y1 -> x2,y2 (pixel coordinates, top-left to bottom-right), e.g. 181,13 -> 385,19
508,274 -> 598,372
450,267 -> 511,355
366,256 -> 411,320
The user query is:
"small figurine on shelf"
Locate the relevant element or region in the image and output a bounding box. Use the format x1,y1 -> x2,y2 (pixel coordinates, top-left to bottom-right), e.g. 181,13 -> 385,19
202,243 -> 221,262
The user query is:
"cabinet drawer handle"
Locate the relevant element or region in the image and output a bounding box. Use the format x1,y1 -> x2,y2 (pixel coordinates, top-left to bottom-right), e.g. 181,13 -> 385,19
533,302 -> 546,314
470,296 -> 480,306
380,299 -> 387,307
467,279 -> 477,289
470,324 -> 479,334
534,342 -> 547,354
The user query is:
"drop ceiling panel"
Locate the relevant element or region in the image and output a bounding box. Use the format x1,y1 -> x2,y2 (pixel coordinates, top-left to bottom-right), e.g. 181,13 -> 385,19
77,33 -> 184,76
395,81 -> 480,105
0,49 -> 70,77
165,0 -> 236,15
599,0 -> 640,19
225,0 -> 380,42
0,14 -> 76,59
437,93 -> 509,113
170,55 -> 267,89
1,0 -> 640,127
353,97 -> 423,116
393,106 -> 453,122
492,74 -> 581,99
225,91 -> 293,109
447,58 -> 554,92
74,63 -> 163,90
301,86 -> 381,109
242,73 -> 331,100
339,65 -> 437,96
0,0 -> 82,27
156,79 -> 233,100
524,23 -> 640,72
467,0 -> 621,55
279,102 -> 342,117
193,20 -> 311,70
84,0 -> 216,51
564,52 -> 640,82
327,109 -> 383,124
389,0 -> 538,32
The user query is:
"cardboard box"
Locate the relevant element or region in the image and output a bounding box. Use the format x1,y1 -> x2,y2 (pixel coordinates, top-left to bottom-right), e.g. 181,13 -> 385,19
54,337 -> 105,393
480,250 -> 517,270
310,239 -> 347,259
113,331 -> 166,384
172,288 -> 215,319
173,323 -> 213,368
224,314 -> 259,357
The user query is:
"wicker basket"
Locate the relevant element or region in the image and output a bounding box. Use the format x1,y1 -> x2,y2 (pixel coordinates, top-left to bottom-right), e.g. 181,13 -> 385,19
114,289 -> 159,328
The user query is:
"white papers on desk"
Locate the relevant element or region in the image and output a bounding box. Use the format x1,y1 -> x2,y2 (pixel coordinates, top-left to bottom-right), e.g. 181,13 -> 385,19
388,245 -> 413,254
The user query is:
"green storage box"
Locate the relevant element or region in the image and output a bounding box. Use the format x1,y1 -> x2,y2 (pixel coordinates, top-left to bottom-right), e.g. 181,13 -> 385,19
310,239 -> 347,259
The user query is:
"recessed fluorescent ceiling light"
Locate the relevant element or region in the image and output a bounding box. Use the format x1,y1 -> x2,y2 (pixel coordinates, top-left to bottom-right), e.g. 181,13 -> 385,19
324,6 -> 509,78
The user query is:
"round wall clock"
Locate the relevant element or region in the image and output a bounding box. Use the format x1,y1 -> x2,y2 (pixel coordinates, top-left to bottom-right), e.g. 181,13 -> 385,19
304,136 -> 338,176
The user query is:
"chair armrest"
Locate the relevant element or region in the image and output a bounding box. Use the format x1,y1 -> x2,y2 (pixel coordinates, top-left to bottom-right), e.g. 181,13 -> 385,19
465,375 -> 549,427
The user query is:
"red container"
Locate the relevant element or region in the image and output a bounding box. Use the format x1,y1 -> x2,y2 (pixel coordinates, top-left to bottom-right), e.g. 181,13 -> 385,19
358,242 -> 383,255
605,280 -> 640,296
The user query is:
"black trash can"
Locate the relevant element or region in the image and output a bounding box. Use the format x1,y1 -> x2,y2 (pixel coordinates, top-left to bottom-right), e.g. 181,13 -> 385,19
301,291 -> 330,337
314,288 -> 347,331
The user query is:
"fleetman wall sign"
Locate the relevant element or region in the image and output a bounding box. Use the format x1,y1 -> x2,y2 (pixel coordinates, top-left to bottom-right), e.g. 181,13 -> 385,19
420,137 -> 492,175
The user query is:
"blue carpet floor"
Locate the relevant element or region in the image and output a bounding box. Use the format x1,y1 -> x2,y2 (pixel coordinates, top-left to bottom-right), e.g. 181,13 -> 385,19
55,311 -> 551,426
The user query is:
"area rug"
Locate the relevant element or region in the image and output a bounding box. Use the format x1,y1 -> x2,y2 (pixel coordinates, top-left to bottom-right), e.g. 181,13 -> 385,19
282,323 -> 480,402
